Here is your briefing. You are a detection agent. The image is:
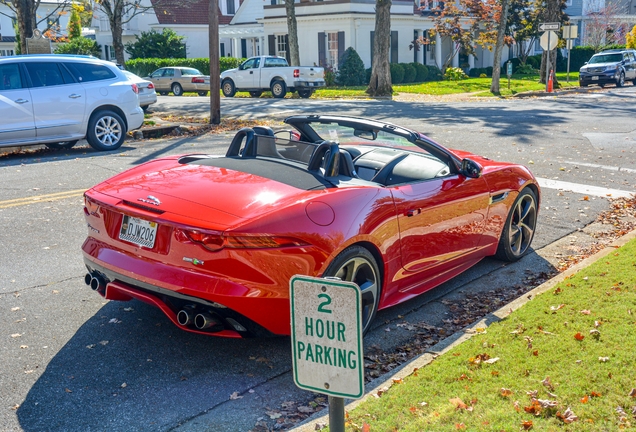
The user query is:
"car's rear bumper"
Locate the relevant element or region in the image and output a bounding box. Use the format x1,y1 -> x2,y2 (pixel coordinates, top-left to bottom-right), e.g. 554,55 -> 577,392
81,236 -> 316,337
126,106 -> 144,130
294,80 -> 326,88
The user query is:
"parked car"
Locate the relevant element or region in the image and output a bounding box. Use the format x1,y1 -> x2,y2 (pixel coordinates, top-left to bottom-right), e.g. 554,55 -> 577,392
0,54 -> 144,151
579,49 -> 636,88
82,115 -> 540,338
146,67 -> 210,96
220,56 -> 325,98
122,70 -> 157,111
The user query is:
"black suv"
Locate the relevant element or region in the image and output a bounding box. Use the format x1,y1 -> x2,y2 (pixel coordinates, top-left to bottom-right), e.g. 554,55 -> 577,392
579,49 -> 636,88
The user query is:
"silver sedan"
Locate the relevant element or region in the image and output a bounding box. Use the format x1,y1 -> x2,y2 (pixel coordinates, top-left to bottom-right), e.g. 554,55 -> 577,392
123,70 -> 157,111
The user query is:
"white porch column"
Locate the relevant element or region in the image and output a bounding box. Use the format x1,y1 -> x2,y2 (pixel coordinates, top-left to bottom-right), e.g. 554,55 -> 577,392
417,30 -> 424,64
232,37 -> 240,58
452,43 -> 459,68
260,36 -> 265,56
468,53 -> 475,70
435,32 -> 442,69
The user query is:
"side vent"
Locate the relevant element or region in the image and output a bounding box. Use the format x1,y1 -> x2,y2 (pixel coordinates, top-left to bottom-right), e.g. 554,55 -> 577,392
178,154 -> 213,164
489,192 -> 509,205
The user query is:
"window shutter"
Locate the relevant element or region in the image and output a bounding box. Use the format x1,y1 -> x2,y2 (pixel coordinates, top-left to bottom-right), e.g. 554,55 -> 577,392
241,39 -> 247,59
391,31 -> 398,63
413,30 -> 418,63
337,31 -> 345,65
268,35 -> 276,56
370,31 -> 374,64
285,35 -> 290,63
318,32 -> 326,67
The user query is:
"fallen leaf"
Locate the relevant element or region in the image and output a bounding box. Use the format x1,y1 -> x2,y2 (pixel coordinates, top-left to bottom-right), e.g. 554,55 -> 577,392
455,423 -> 466,430
409,406 -> 417,413
450,397 -> 468,410
121,383 -> 127,388
10,404 -> 19,410
266,411 -> 281,419
419,401 -> 428,406
550,304 -> 565,311
86,344 -> 95,349
500,388 -> 513,397
542,377 -> 554,391
20,345 -> 28,349
229,392 -> 243,400
574,332 -> 585,341
392,378 -> 403,384
11,333 -> 21,338
484,357 -> 500,364
255,357 -> 269,363
628,388 -> 636,397
580,310 -> 591,315
297,406 -> 313,413
590,329 -> 601,338
11,307 -> 20,312
581,395 -> 589,403
557,407 -> 578,423
591,391 -> 602,397
65,388 -> 72,393
362,424 -> 371,432
99,340 -> 109,345
521,420 -> 533,430
124,307 -> 134,312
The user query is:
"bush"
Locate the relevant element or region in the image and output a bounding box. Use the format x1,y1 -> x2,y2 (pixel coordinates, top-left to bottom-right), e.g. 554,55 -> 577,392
324,65 -> 336,86
479,73 -> 487,78
125,57 -> 243,76
125,28 -> 186,59
336,47 -> 366,86
401,63 -> 416,83
426,65 -> 443,81
411,63 -> 428,82
526,56 -> 539,69
54,37 -> 101,57
516,63 -> 537,74
444,66 -> 468,81
468,67 -> 481,77
390,63 -> 405,84
569,46 -> 596,72
485,66 -> 493,77
365,67 -> 372,85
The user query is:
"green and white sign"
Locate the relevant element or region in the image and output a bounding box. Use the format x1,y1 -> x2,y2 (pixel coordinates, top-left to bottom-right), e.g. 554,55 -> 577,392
290,275 -> 364,399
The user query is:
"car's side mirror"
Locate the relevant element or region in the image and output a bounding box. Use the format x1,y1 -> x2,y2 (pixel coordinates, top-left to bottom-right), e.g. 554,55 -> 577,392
460,158 -> 482,178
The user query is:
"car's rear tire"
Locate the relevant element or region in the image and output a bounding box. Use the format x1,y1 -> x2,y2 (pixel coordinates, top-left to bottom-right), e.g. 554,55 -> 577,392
579,83 -> 588,87
323,246 -> 382,335
172,83 -> 183,96
599,83 -> 605,88
271,80 -> 287,98
159,91 -> 169,96
249,91 -> 263,98
616,72 -> 625,87
495,188 -> 538,262
86,110 -> 126,151
222,80 -> 236,97
198,91 -> 208,96
45,140 -> 78,150
298,89 -> 313,98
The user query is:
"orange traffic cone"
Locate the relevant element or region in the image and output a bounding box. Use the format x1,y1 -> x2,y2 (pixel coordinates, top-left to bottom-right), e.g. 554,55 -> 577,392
547,70 -> 554,93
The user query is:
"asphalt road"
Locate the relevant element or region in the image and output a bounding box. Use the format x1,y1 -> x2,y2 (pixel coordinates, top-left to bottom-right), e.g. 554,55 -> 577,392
1,87 -> 635,432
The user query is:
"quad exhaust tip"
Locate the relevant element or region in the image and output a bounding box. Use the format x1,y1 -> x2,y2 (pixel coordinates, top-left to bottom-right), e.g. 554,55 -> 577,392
85,273 -> 105,292
194,312 -> 223,331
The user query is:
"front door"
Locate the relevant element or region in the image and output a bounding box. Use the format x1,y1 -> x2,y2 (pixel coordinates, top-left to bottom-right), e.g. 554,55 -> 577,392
392,172 -> 489,284
234,57 -> 260,89
0,63 -> 35,145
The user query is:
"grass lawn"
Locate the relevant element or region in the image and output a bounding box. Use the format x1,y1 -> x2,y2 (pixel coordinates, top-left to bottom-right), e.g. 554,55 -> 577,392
342,236 -> 636,431
314,72 -> 581,98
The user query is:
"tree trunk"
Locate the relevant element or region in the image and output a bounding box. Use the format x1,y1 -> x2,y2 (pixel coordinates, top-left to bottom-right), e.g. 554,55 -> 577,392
109,1 -> 125,65
366,0 -> 392,97
13,0 -> 37,54
209,0 -> 221,125
539,0 -> 561,86
284,0 -> 300,66
490,0 -> 511,94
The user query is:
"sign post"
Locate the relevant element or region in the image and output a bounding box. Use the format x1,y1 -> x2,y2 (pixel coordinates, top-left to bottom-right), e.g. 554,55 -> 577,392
540,27 -> 559,92
290,275 -> 364,432
563,25 -> 578,83
506,61 -> 512,89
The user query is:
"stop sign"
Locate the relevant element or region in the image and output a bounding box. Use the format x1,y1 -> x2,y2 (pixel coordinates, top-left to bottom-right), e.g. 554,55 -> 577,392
540,31 -> 558,51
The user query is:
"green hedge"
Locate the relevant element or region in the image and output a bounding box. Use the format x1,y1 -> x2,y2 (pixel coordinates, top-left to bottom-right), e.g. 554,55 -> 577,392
124,57 -> 244,77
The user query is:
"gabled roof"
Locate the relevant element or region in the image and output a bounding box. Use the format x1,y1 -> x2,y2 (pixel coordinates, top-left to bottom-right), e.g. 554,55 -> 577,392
151,0 -> 237,25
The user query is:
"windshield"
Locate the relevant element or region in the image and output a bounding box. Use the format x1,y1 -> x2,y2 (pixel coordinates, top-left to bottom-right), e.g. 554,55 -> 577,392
309,122 -> 417,149
181,68 -> 203,76
589,53 -> 622,64
122,70 -> 141,81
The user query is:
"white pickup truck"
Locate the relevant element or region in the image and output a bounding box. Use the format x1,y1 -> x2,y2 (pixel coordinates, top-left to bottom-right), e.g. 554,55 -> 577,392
220,56 -> 325,99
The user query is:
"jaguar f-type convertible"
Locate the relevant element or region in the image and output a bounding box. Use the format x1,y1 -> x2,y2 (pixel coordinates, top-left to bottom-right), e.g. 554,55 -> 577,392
82,115 -> 539,338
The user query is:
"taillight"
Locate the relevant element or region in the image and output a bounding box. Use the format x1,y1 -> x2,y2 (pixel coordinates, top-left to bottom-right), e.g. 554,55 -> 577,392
131,83 -> 139,94
180,229 -> 308,251
293,69 -> 300,78
84,195 -> 101,218
147,82 -> 154,89
191,77 -> 205,83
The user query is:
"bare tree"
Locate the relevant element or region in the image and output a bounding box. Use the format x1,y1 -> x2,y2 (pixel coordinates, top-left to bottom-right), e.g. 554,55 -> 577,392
0,0 -> 71,54
491,0 -> 512,93
209,0 -> 220,124
366,0 -> 392,97
284,0 -> 300,66
583,0 -> 627,51
93,0 -> 155,65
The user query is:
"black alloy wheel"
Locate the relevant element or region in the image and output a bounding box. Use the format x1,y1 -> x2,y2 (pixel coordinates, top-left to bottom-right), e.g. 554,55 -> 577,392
495,188 -> 538,262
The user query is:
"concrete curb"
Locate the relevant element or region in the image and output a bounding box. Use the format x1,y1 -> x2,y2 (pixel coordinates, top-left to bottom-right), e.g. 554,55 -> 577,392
512,86 -> 598,98
294,228 -> 636,431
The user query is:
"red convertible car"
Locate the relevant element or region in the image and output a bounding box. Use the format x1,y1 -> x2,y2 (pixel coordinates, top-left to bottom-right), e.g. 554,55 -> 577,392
82,115 -> 539,338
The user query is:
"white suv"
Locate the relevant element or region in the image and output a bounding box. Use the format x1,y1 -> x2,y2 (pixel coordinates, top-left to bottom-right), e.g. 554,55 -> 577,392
0,55 -> 144,151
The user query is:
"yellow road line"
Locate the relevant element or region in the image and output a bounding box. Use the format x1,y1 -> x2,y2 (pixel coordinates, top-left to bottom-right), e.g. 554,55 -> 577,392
0,189 -> 86,209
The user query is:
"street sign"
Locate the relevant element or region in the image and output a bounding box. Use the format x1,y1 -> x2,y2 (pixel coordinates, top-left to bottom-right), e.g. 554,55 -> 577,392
540,31 -> 558,51
290,275 -> 364,399
563,25 -> 578,39
539,22 -> 560,31
507,61 -> 513,77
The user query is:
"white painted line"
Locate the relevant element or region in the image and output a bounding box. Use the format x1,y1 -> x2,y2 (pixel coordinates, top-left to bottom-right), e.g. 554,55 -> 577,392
536,178 -> 634,198
561,161 -> 636,174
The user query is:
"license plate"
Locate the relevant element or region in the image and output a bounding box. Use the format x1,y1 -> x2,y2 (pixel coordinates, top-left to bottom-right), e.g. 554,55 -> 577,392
592,76 -> 599,80
119,215 -> 157,248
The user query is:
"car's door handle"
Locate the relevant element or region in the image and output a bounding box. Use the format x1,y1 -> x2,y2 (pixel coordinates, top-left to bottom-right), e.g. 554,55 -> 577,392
15,98 -> 29,104
250,71 -> 253,74
406,208 -> 421,217
69,94 -> 82,99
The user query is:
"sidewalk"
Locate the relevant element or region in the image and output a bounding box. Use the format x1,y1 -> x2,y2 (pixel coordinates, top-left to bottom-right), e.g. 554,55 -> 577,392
295,226 -> 636,430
